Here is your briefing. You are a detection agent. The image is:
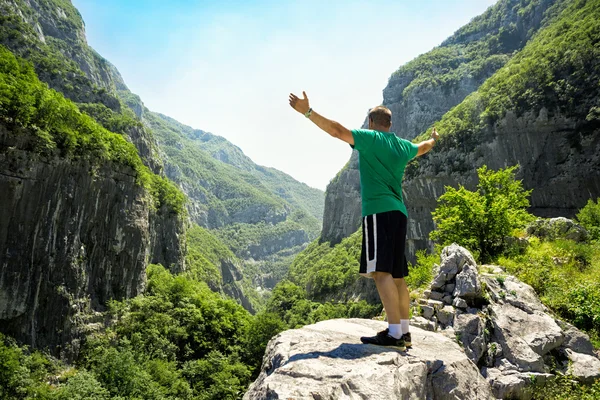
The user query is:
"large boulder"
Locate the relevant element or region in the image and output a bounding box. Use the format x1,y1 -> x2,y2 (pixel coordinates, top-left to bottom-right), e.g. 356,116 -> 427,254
526,217 -> 589,242
454,264 -> 483,301
244,319 -> 494,400
454,314 -> 487,364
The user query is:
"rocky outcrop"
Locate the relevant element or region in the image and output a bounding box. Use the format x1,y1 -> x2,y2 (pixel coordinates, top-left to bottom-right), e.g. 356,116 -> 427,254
246,247 -> 599,399
0,126 -> 184,358
244,319 -> 494,400
417,244 -> 600,399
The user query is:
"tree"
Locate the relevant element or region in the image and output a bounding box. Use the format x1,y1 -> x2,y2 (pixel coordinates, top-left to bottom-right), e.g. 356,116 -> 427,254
430,165 -> 533,262
576,198 -> 600,241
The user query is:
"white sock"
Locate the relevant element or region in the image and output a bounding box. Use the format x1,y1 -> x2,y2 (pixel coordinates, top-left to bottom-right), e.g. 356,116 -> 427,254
388,324 -> 402,339
401,319 -> 410,335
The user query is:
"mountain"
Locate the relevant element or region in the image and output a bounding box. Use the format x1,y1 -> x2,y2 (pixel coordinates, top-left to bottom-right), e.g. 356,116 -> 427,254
143,110 -> 323,294
321,0 -> 573,249
297,0 -> 600,304
0,0 -> 323,356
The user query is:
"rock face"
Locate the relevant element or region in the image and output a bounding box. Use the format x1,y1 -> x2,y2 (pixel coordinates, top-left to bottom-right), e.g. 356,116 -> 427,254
321,152 -> 362,245
0,126 -> 185,358
244,319 -> 494,400
417,244 -> 600,399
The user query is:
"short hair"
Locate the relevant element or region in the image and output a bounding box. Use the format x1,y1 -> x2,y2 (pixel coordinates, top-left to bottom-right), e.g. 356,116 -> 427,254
369,106 -> 392,128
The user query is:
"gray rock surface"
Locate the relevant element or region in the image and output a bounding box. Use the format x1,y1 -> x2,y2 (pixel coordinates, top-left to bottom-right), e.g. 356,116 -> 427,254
484,368 -> 553,400
565,349 -> 600,384
244,319 -> 494,400
454,314 -> 486,363
560,322 -> 596,356
454,264 -> 482,301
437,306 -> 455,327
411,316 -> 437,332
250,245 -> 600,399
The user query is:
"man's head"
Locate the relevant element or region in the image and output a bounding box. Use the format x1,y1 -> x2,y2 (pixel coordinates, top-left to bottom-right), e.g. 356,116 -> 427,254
368,106 -> 392,131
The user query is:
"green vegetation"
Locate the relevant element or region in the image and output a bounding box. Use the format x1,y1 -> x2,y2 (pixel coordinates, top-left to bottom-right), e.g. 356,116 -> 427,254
416,0 -> 600,145
0,45 -> 184,214
0,265 -> 276,400
386,0 -> 563,140
265,280 -> 380,329
431,165 -> 534,262
145,110 -> 322,292
498,237 -> 600,347
429,166 -> 600,349
0,1 -> 121,112
577,198 -> 600,241
185,224 -> 234,289
288,231 -> 362,301
152,113 -> 325,222
530,374 -> 600,399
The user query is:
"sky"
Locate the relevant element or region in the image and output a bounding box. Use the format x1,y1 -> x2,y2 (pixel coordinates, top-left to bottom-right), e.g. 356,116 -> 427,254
72,0 -> 496,191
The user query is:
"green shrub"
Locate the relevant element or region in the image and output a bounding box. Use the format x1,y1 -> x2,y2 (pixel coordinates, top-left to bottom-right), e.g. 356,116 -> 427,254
53,371 -> 110,400
406,250 -> 438,290
0,333 -> 58,399
550,283 -> 600,332
431,165 -> 533,262
530,374 -> 600,400
577,198 -> 600,241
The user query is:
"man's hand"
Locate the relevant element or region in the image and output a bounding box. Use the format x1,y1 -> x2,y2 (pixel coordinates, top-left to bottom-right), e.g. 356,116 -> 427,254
289,91 -> 310,115
417,127 -> 440,156
288,91 -> 354,145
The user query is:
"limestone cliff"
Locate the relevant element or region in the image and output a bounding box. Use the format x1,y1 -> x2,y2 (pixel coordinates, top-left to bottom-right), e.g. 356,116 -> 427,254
0,0 -> 186,357
0,125 -> 185,358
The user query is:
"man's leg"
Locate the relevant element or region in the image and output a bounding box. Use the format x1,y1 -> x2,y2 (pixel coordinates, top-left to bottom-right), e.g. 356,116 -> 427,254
373,271 -> 401,323
395,278 -> 411,346
394,278 -> 410,320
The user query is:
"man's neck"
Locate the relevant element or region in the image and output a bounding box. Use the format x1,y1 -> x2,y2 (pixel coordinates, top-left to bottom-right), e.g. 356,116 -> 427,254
371,125 -> 390,132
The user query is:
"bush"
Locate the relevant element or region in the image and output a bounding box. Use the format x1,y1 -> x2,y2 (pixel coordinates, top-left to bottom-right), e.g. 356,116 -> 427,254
405,250 -> 438,290
530,374 -> 600,400
431,165 -> 533,262
577,198 -> 600,241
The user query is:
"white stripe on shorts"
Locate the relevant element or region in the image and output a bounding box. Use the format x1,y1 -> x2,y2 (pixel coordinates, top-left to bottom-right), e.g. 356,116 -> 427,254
365,214 -> 377,274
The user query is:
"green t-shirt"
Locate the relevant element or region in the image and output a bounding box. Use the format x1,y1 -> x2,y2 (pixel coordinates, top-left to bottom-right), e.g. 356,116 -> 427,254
351,129 -> 419,217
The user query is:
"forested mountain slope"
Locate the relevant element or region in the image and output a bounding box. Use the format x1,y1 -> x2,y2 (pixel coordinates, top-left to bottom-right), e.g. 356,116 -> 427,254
0,0 -> 323,356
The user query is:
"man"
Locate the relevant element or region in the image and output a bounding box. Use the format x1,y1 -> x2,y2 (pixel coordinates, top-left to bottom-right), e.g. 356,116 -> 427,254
289,91 -> 439,350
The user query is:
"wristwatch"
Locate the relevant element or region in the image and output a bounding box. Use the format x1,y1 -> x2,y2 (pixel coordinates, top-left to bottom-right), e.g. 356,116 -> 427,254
304,108 -> 313,118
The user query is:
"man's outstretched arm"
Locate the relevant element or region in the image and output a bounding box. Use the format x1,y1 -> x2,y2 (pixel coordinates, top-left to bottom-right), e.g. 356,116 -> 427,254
416,127 -> 440,156
289,91 -> 354,146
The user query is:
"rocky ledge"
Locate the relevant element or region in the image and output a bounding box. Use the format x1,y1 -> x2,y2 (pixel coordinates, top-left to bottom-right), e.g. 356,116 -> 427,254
244,318 -> 493,400
246,245 -> 600,399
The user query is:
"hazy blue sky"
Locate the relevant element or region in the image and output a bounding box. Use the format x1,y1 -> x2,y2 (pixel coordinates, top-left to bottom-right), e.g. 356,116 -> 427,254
72,0 -> 496,190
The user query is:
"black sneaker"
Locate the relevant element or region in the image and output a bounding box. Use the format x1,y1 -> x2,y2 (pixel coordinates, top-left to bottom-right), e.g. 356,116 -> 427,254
360,331 -> 406,350
401,332 -> 412,348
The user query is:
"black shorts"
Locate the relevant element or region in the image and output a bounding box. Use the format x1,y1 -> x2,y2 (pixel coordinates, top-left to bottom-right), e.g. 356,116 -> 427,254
360,210 -> 409,279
